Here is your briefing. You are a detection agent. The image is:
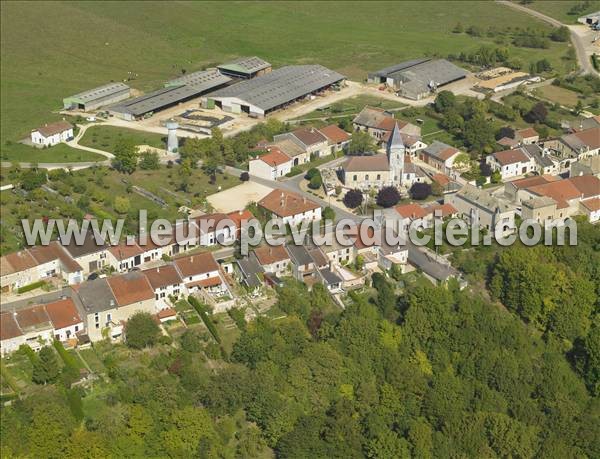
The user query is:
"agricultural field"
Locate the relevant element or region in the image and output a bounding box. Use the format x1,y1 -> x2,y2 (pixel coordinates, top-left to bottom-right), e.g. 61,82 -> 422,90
79,125 -> 166,153
527,0 -> 600,23
0,164 -> 239,254
1,1 -> 570,151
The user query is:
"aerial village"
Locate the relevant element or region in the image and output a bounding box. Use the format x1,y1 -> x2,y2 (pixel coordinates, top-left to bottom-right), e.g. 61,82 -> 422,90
2,48 -> 599,357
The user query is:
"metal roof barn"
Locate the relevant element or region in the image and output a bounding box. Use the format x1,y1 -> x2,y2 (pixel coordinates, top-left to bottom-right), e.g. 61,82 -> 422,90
164,68 -> 232,90
63,82 -> 131,111
206,65 -> 345,117
217,56 -> 272,78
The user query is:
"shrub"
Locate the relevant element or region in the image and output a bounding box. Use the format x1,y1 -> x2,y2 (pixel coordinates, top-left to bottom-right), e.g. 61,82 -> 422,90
17,280 -> 46,294
305,168 -> 319,180
124,312 -> 161,349
228,307 -> 246,331
376,186 -> 401,207
240,171 -> 250,181
409,183 -> 432,200
188,296 -> 221,343
308,174 -> 323,190
343,189 -> 363,209
286,166 -> 303,177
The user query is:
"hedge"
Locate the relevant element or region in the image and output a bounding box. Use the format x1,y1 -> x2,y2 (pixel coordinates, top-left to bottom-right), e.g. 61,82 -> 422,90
16,280 -> 46,294
187,296 -> 221,344
53,340 -> 80,370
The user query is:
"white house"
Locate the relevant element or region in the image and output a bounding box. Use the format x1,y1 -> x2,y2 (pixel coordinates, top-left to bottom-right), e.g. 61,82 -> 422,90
258,189 -> 321,227
174,252 -> 226,295
248,147 -> 293,180
194,213 -> 236,247
251,245 -> 291,277
107,240 -> 145,272
31,121 -> 74,147
142,265 -> 184,302
45,297 -> 84,342
486,147 -> 535,180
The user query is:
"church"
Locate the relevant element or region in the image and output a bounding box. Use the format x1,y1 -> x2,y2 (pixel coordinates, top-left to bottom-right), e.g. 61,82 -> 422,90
340,122 -> 410,190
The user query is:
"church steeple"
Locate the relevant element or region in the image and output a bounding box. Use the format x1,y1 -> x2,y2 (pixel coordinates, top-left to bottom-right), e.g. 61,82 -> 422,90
387,122 -> 405,185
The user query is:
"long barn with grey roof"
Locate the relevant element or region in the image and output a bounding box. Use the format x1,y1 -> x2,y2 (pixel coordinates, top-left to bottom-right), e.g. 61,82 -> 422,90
205,65 -> 345,117
63,82 -> 131,111
368,58 -> 467,100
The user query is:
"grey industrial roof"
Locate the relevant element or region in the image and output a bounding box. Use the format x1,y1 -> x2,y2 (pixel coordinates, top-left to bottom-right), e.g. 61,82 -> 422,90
217,56 -> 271,74
208,65 -> 345,112
388,59 -> 467,85
369,58 -> 431,78
76,278 -> 117,314
165,68 -> 232,91
65,82 -> 130,103
109,78 -> 226,117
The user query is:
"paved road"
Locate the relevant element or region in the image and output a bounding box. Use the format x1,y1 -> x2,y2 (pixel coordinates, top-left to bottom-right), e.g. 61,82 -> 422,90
0,160 -> 110,170
497,0 -> 599,77
65,123 -> 115,159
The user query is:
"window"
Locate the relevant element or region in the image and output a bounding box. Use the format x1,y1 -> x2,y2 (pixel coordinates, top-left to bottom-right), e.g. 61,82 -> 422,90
377,174 -> 381,180
75,325 -> 79,332
95,323 -> 100,329
353,175 -> 357,181
365,174 -> 369,181
107,313 -> 112,322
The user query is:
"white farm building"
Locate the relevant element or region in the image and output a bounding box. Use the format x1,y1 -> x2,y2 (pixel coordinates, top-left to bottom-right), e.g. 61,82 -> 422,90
30,121 -> 74,147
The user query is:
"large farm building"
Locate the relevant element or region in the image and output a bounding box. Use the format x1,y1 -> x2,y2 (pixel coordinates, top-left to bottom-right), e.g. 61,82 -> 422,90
63,82 -> 131,111
368,58 -> 467,100
204,65 -> 345,117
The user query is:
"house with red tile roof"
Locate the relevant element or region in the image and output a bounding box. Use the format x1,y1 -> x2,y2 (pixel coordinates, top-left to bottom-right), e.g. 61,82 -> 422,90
143,264 -> 183,301
44,297 -> 84,342
1,241 -> 83,294
251,244 -> 291,277
107,239 -> 145,272
352,106 -> 421,144
486,147 -> 536,180
318,124 -> 351,153
258,189 -> 321,227
274,126 -> 329,159
249,146 -> 293,180
173,252 -> 225,294
544,127 -> 600,160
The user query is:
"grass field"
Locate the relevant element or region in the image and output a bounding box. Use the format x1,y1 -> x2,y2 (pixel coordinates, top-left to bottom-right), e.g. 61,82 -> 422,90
532,84 -> 595,108
292,94 -> 406,121
527,0 -> 600,23
79,125 -> 166,153
0,142 -> 104,163
1,1 -> 570,147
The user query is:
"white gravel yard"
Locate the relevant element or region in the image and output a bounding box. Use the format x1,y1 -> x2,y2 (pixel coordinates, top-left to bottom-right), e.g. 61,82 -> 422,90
206,181 -> 274,212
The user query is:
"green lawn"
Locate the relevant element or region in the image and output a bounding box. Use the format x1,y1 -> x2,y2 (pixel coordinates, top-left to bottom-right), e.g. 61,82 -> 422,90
79,125 -> 166,153
527,0 -> 600,24
1,142 -> 105,164
292,94 -> 406,121
1,1 -> 570,146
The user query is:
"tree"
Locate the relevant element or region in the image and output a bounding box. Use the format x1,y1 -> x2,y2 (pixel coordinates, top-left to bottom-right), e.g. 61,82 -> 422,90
112,138 -> 138,174
125,312 -> 161,349
376,186 -> 401,207
113,196 -> 130,214
305,168 -> 320,180
409,182 -> 432,200
480,161 -> 493,177
574,100 -> 584,116
550,26 -> 570,42
490,170 -> 502,184
347,130 -> 376,155
322,206 -> 335,221
139,151 -> 160,170
343,189 -> 363,209
308,174 -> 323,190
20,169 -> 47,191
240,171 -> 250,181
431,180 -> 443,196
525,102 -> 548,123
496,126 -> 515,141
434,91 -> 457,113
463,113 -> 495,153
32,346 -> 60,384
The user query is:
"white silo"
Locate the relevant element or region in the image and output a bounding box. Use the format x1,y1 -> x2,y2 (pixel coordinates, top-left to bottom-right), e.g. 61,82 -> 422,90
166,120 -> 179,153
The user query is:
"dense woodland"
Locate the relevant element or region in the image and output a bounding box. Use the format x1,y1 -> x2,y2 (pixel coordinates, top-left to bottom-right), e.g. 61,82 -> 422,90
1,222 -> 599,457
